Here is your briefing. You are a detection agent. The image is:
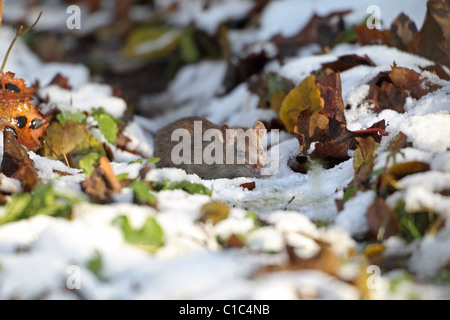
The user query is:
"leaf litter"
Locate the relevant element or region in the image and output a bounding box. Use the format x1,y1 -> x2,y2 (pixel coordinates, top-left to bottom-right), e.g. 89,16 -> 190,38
0,0 -> 449,300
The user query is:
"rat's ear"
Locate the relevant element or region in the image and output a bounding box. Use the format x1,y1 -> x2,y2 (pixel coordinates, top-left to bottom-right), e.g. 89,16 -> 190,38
254,121 -> 266,139
220,124 -> 235,143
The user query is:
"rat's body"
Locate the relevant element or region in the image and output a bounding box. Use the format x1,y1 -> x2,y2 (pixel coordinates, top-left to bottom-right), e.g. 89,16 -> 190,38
153,117 -> 267,179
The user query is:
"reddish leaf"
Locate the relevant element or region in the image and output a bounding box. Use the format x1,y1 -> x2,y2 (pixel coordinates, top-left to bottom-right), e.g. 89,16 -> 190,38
239,181 -> 256,190
321,54 -> 375,73
354,25 -> 395,46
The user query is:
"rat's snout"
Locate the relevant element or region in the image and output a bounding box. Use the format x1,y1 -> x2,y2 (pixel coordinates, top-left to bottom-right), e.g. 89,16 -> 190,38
249,164 -> 261,174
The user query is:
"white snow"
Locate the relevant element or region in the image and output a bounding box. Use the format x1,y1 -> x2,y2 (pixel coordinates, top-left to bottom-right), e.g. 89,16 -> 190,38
0,0 -> 448,300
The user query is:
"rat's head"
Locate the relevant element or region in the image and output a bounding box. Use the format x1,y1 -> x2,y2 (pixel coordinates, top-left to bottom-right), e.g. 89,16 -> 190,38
221,121 -> 267,176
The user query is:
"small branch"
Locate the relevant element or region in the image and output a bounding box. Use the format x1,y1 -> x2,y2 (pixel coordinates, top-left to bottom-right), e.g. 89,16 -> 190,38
0,0 -> 4,32
1,11 -> 42,73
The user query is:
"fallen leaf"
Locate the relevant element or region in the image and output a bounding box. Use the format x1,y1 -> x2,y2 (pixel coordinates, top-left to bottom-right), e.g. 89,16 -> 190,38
224,234 -> 245,248
99,156 -> 122,193
354,25 -> 395,46
321,54 -> 375,73
390,13 -> 418,50
80,167 -> 112,204
1,130 -> 39,191
199,201 -> 230,225
272,11 -> 350,57
412,0 -> 450,68
280,75 -> 323,132
421,63 -> 450,81
255,241 -> 339,277
240,182 -> 256,190
389,161 -> 430,181
367,198 -> 399,241
49,73 -> 71,90
363,65 -> 441,113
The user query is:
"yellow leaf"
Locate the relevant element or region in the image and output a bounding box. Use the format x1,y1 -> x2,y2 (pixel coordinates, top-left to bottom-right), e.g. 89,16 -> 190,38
122,27 -> 181,59
199,201 -> 230,225
279,75 -> 324,132
364,243 -> 385,256
353,137 -> 380,173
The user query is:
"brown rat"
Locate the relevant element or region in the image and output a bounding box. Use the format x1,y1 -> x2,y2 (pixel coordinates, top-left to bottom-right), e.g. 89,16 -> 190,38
153,117 -> 267,179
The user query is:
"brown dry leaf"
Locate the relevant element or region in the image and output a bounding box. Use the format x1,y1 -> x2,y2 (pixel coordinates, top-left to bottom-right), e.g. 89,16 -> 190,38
199,201 -> 230,225
291,73 -> 388,172
315,72 -> 346,124
239,182 -> 256,190
391,13 -> 418,50
321,54 -> 375,73
421,63 -> 450,81
367,198 -> 399,241
364,65 -> 441,113
412,0 -> 450,68
255,242 -> 339,277
388,66 -> 441,100
389,161 -> 430,180
354,25 -> 395,46
1,131 -> 39,192
49,73 -> 71,90
387,131 -> 408,153
272,10 -> 350,56
365,71 -> 408,113
80,166 -> 112,204
224,234 -> 245,248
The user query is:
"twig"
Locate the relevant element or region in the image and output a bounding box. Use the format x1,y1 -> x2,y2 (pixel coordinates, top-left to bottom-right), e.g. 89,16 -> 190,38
1,11 -> 42,73
0,0 -> 4,32
42,136 -> 59,158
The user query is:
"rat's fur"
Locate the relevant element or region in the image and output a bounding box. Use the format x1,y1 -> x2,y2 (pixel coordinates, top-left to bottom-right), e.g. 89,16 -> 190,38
154,117 -> 267,179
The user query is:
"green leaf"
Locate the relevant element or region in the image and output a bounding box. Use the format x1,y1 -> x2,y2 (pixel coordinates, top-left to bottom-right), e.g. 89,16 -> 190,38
78,152 -> 101,177
343,183 -> 358,202
130,180 -> 157,206
146,157 -> 160,165
93,108 -> 119,144
0,183 -> 79,225
122,26 -> 181,59
114,215 -> 164,251
56,110 -> 87,127
155,180 -> 211,196
180,28 -> 199,63
116,173 -> 129,181
394,201 -> 438,242
267,74 -> 287,102
128,159 -> 143,164
86,249 -> 108,282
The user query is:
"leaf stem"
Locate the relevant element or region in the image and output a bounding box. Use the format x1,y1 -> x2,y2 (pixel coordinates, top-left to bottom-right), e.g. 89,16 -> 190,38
1,11 -> 42,73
